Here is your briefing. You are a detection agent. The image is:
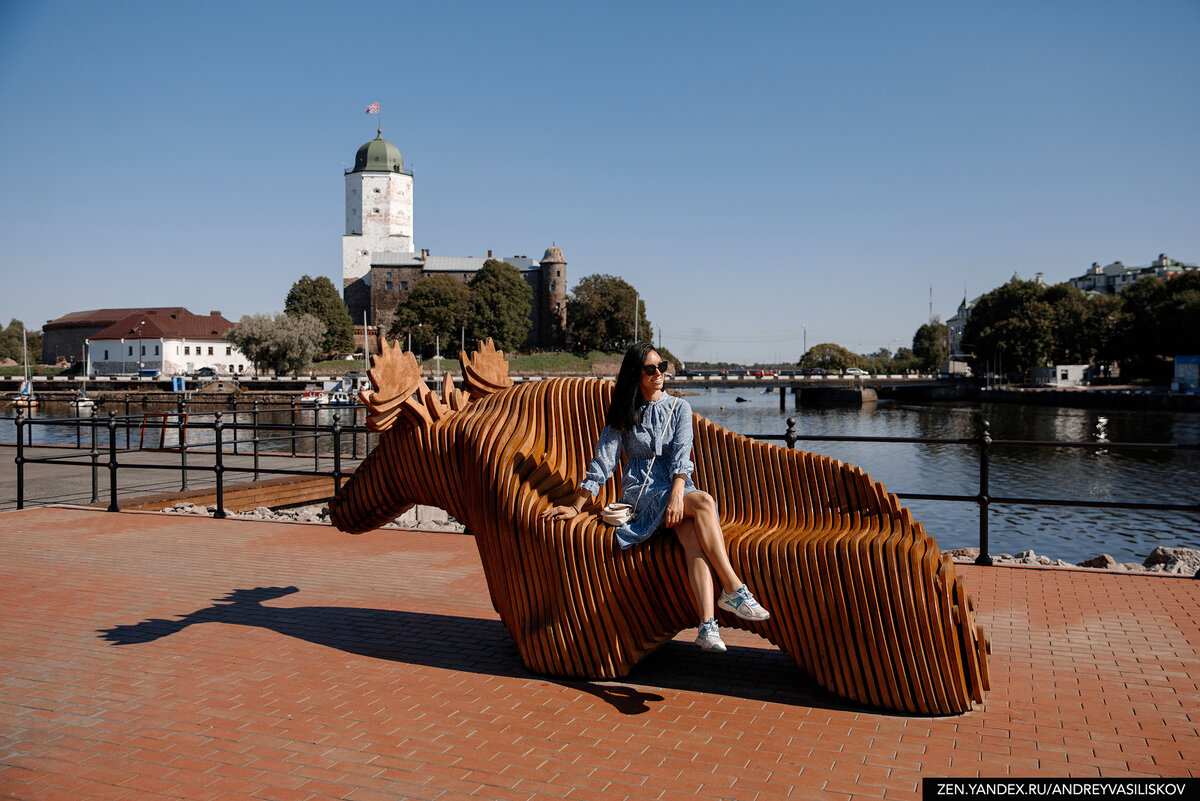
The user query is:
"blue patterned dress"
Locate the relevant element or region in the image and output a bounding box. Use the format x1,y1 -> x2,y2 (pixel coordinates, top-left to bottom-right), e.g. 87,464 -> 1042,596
579,394 -> 703,548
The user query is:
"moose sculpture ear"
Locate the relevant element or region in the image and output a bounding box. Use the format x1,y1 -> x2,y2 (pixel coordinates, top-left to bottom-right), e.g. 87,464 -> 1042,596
461,338 -> 513,401
361,336 -> 436,432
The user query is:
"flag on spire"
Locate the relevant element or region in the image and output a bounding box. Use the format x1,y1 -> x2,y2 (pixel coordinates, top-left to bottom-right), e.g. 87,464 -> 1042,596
366,103 -> 380,114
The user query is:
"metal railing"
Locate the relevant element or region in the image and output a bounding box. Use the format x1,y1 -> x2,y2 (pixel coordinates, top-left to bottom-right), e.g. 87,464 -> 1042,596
8,408 -> 1199,568
751,418 -> 1200,567
11,401 -> 376,518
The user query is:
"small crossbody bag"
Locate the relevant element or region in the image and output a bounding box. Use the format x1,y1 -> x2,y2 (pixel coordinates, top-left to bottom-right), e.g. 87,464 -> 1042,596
600,398 -> 680,526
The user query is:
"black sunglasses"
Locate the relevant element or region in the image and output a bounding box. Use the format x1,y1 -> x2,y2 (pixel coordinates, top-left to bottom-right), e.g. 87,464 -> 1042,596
642,362 -> 669,377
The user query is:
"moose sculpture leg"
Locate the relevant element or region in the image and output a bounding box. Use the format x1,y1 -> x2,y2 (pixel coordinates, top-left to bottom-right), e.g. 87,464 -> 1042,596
330,338 -> 990,715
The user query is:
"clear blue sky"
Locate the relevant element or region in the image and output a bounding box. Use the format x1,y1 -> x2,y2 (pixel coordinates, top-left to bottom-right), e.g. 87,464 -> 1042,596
2,1 -> 1197,364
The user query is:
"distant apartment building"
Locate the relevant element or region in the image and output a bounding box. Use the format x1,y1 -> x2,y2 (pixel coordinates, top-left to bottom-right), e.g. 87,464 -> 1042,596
1068,253 -> 1197,295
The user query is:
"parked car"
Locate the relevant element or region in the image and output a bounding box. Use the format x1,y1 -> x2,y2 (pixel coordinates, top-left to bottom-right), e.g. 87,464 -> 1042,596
753,370 -> 777,377
844,367 -> 868,377
801,367 -> 829,376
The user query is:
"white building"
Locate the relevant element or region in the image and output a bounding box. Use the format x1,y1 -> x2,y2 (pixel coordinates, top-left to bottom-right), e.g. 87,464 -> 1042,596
1030,364 -> 1090,387
86,309 -> 252,377
1068,253 -> 1197,295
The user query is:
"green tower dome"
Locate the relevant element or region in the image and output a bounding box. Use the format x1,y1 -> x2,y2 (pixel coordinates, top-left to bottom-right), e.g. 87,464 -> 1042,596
352,130 -> 407,174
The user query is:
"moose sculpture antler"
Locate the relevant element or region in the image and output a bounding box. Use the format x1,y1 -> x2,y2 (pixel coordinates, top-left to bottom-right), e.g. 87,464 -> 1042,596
330,337 -> 990,715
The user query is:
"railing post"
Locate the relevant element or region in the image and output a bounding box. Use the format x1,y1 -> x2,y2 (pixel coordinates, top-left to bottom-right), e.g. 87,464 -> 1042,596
213,411 -> 226,519
15,408 -> 25,510
89,405 -> 99,503
784,417 -> 797,450
332,412 -> 343,497
252,400 -> 260,481
779,385 -> 786,412
107,410 -> 119,512
313,406 -> 320,472
351,402 -> 359,461
290,396 -> 298,457
976,418 -> 993,566
177,395 -> 189,491
229,395 -> 238,453
124,397 -> 131,449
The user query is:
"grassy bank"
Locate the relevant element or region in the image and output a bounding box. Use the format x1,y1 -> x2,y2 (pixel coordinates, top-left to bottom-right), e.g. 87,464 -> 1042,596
313,350 -> 624,376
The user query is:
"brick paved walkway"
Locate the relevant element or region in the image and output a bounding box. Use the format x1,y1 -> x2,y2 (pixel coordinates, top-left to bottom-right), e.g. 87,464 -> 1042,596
1,507 -> 1196,801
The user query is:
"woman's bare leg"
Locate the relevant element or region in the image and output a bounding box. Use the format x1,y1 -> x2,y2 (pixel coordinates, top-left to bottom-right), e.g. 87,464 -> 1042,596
673,519 -> 715,623
681,491 -> 742,593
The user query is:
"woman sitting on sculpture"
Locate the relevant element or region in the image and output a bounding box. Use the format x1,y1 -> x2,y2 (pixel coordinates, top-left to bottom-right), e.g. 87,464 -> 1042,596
541,341 -> 770,652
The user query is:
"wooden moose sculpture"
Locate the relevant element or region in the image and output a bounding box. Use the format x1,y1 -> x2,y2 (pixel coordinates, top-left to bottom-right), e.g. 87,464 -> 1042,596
329,338 -> 990,715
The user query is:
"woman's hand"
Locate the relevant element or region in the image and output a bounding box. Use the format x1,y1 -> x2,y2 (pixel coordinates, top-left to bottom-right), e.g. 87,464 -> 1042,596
664,488 -> 685,528
540,505 -> 579,521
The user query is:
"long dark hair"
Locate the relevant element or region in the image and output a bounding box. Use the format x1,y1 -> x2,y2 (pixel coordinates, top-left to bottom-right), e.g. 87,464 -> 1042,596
606,342 -> 658,431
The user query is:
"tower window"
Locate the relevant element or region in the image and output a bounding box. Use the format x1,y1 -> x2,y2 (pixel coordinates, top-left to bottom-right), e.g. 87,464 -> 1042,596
385,281 -> 393,291
401,281 -> 408,290
373,208 -> 380,214
374,188 -> 381,193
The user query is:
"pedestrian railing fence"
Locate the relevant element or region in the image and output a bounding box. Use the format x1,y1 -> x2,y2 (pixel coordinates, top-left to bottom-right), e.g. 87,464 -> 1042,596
8,407 -> 1199,570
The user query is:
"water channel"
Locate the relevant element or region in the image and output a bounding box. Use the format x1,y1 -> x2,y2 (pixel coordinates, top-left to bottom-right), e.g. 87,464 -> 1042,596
5,388 -> 1198,564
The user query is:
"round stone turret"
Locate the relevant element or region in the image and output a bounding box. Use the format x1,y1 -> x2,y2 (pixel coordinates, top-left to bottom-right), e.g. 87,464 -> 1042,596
352,131 -> 407,174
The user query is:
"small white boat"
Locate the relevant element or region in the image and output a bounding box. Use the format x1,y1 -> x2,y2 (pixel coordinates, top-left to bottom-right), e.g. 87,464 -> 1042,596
12,330 -> 38,409
70,389 -> 95,413
12,381 -> 38,410
299,388 -> 329,406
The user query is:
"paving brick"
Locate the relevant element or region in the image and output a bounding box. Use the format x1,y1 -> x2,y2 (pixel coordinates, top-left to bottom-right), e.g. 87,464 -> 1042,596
1,508 -> 1198,801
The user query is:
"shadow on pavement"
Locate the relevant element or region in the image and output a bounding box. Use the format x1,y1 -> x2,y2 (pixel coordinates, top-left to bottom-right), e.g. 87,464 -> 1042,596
98,585 -> 861,716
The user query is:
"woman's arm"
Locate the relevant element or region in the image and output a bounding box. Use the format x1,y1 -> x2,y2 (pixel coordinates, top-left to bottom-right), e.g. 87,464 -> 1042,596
665,474 -> 687,528
540,488 -> 588,520
540,425 -> 621,521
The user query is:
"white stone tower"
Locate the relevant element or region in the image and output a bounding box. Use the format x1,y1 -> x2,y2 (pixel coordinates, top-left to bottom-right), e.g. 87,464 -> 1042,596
342,127 -> 413,321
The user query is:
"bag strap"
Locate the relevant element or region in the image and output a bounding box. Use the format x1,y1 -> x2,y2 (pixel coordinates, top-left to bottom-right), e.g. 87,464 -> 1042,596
631,397 -> 680,514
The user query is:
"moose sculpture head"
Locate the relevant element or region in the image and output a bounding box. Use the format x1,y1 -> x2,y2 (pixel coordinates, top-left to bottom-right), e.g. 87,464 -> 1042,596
330,337 -> 990,715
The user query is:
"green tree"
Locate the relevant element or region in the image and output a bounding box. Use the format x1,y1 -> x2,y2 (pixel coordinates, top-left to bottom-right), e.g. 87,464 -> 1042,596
892,346 -> 920,373
467,260 -> 532,354
567,274 -> 651,351
797,343 -> 859,372
1111,272 -> 1200,378
387,274 -> 471,359
225,313 -> 326,376
0,320 -> 43,364
284,275 -> 355,356
963,278 -> 1055,379
912,319 -> 949,372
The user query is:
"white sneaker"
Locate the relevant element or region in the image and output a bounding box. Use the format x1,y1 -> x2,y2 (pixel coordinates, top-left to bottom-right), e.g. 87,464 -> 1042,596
695,618 -> 726,652
717,585 -> 770,621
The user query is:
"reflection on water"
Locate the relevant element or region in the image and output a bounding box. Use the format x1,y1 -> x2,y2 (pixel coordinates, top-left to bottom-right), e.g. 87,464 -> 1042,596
5,390 -> 1198,563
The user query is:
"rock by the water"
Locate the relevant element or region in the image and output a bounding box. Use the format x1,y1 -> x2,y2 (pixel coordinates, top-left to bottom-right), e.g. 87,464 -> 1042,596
1143,546 -> 1200,575
1078,553 -> 1118,569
